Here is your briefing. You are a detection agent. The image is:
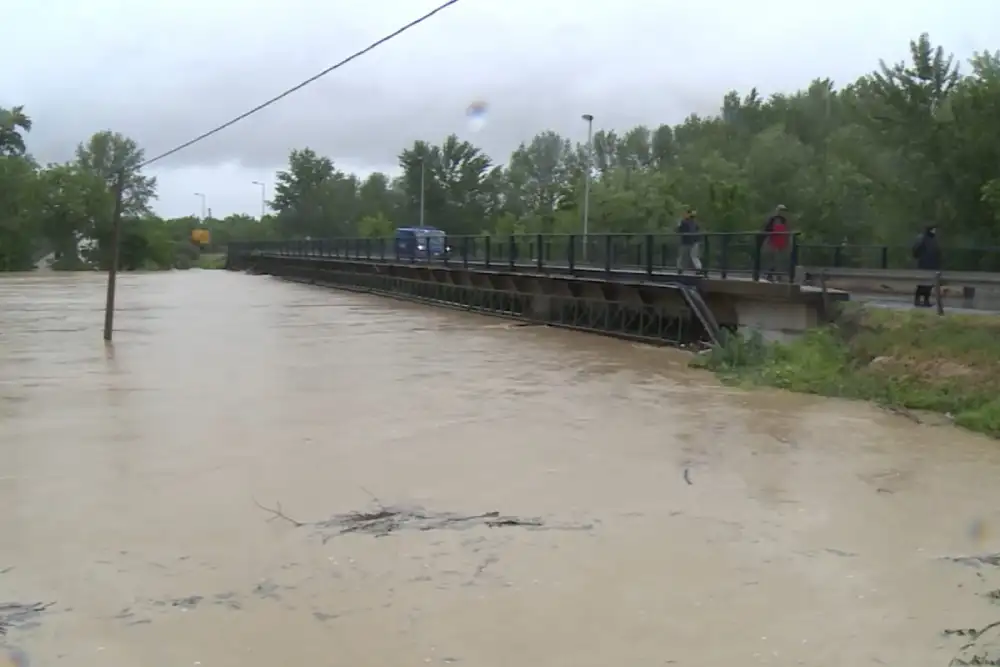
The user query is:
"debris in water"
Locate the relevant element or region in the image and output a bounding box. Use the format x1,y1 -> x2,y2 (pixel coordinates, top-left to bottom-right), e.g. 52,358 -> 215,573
945,554 -> 1000,568
170,596 -> 203,609
252,497 -> 305,527
947,620 -> 1000,665
316,506 -> 550,540
683,468 -> 693,485
252,496 -> 590,540
823,548 -> 857,558
881,403 -> 922,424
473,555 -> 499,579
0,602 -> 53,637
252,580 -> 282,600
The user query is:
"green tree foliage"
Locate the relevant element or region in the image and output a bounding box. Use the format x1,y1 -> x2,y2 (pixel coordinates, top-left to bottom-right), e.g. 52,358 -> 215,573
0,111 -> 177,271
2,34 -> 999,272
74,131 -> 158,216
37,164 -> 112,267
257,34 -> 1000,251
0,154 -> 41,270
0,106 -> 41,270
0,106 -> 32,157
270,148 -> 362,238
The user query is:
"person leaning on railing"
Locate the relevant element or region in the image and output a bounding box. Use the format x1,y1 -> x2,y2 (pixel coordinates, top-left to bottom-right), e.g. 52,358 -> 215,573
675,208 -> 703,273
761,204 -> 791,281
911,225 -> 941,308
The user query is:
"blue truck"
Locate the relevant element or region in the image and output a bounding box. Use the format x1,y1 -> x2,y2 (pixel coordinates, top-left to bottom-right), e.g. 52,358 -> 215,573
394,226 -> 449,260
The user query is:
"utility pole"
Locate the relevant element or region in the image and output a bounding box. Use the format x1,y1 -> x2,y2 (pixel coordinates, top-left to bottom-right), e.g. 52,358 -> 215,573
251,181 -> 266,218
581,113 -> 594,261
194,192 -> 206,221
103,171 -> 126,341
418,157 -> 426,228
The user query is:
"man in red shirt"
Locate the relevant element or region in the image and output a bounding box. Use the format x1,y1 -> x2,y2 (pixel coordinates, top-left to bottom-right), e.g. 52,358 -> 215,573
762,205 -> 791,281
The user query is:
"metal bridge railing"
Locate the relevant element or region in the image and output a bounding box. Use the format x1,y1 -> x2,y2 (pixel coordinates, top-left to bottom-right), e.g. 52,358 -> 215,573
797,243 -> 1000,273
228,232 -> 802,283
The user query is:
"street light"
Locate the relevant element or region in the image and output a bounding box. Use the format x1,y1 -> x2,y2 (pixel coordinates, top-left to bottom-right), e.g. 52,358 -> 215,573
581,113 -> 594,260
194,192 -> 206,221
251,181 -> 266,219
418,157 -> 426,228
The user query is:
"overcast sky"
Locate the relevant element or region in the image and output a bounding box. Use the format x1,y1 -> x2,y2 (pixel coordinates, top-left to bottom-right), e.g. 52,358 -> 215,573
5,0 -> 999,219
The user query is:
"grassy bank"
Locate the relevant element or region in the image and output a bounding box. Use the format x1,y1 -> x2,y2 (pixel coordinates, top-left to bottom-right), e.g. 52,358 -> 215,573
192,253 -> 226,269
693,304 -> 1000,438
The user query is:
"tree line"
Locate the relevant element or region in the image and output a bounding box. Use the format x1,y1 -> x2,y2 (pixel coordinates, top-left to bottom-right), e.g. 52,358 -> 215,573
2,34 -> 999,272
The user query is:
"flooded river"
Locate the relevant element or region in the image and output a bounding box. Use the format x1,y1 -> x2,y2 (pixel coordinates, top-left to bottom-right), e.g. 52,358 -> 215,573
2,271 -> 1000,666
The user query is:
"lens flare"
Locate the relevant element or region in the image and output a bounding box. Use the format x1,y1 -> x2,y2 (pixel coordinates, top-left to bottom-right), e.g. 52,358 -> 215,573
466,100 -> 488,132
0,646 -> 29,667
969,517 -> 990,545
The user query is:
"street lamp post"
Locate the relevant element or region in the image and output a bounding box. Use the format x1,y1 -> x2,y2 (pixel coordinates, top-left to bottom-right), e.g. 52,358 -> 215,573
194,192 -> 207,221
418,157 -> 426,228
581,113 -> 594,261
251,181 -> 266,218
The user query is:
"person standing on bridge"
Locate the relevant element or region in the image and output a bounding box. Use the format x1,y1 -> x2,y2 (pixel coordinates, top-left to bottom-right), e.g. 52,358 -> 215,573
676,208 -> 703,274
761,205 -> 791,281
912,225 -> 941,308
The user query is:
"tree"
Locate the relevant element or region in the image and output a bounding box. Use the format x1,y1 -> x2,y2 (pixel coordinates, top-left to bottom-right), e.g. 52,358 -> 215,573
5,33 -> 1000,273
37,163 -> 112,267
271,148 -> 359,238
0,106 -> 32,157
399,135 -> 497,234
75,131 -> 157,216
504,131 -> 573,230
358,212 -> 395,238
0,155 -> 40,270
358,172 -> 402,222
0,106 -> 40,270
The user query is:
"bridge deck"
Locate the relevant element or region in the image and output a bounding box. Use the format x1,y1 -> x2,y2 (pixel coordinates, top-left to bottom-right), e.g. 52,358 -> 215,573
252,252 -> 790,285
248,252 -> 844,303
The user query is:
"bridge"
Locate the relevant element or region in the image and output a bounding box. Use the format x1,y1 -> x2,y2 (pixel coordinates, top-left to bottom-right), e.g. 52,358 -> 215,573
226,233 -> 1000,346
227,232 -> 850,346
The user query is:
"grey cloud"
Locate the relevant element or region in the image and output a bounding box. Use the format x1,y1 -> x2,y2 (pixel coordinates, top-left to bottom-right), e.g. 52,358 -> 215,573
5,0 -> 1000,216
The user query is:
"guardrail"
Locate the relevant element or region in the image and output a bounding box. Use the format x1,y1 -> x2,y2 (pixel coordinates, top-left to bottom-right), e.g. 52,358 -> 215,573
799,243 -> 1000,273
229,232 -> 802,283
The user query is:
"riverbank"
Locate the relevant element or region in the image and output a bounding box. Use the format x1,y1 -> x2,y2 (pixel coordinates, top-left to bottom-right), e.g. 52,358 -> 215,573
694,304 -> 1000,438
35,252 -> 227,272
192,252 -> 226,269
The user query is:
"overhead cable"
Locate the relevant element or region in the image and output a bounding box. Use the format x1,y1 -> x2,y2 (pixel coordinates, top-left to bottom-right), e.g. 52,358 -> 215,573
139,0 -> 463,168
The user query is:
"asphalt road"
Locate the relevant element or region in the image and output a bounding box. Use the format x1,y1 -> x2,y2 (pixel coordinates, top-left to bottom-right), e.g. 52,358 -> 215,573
853,293 -> 1000,316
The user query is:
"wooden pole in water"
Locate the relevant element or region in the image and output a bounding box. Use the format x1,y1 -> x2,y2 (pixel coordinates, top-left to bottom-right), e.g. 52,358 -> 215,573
102,171 -> 126,341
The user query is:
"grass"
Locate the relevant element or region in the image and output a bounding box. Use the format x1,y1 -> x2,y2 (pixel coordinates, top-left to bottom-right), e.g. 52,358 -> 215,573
192,253 -> 226,270
692,303 -> 1000,438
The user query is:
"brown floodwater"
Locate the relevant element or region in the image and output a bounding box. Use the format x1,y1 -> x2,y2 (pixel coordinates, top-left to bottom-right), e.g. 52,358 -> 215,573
2,270 -> 1000,666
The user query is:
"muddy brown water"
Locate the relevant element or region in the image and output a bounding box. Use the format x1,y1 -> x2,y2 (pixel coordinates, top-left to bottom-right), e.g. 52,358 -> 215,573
2,271 -> 1000,666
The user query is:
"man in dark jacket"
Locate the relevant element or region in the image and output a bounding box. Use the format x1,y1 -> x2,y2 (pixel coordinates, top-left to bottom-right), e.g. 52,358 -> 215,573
675,208 -> 703,273
912,225 -> 942,307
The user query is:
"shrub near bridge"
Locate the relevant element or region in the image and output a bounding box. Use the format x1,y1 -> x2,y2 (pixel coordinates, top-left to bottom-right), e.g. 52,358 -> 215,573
695,304 -> 1000,438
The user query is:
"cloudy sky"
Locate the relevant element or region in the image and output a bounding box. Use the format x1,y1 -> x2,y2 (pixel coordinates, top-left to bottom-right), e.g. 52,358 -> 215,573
5,0 -> 999,219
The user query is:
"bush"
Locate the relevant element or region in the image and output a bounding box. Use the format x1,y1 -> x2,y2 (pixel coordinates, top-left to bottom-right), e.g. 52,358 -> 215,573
693,305 -> 1000,438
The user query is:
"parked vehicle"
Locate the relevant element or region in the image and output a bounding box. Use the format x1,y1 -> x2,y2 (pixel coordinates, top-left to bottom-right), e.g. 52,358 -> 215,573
395,226 -> 449,260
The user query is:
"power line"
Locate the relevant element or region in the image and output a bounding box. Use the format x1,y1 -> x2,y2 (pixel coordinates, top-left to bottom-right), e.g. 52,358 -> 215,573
138,0 -> 463,169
